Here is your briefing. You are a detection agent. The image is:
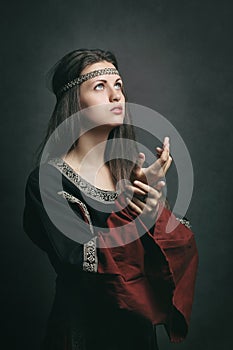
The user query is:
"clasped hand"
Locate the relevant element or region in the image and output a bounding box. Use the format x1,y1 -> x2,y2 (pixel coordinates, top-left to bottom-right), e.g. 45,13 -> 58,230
125,137 -> 172,223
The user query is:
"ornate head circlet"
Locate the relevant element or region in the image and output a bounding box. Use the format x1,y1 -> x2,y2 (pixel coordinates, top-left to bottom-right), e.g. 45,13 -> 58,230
58,67 -> 120,95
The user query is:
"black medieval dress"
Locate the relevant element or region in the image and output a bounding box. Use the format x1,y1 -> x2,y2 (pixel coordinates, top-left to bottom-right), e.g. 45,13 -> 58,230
23,158 -> 198,350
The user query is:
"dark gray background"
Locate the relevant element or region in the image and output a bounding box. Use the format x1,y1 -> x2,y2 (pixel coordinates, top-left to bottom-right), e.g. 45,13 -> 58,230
1,0 -> 232,349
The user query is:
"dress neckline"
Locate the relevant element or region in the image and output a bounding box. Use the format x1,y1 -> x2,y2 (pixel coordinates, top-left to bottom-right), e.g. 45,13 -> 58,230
48,157 -> 119,203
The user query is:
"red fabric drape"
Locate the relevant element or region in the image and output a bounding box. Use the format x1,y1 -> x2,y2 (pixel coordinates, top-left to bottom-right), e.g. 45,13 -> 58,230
97,198 -> 198,343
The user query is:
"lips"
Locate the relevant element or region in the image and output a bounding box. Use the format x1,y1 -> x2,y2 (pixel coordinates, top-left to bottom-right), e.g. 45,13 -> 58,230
110,105 -> 123,114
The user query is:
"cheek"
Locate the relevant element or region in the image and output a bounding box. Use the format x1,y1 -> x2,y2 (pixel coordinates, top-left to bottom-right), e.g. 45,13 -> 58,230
80,104 -> 108,120
79,93 -> 105,109
79,94 -> 90,109
79,86 -> 92,109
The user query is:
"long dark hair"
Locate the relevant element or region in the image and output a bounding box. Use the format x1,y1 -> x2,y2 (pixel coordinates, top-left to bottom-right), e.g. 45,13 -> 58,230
34,48 -> 139,185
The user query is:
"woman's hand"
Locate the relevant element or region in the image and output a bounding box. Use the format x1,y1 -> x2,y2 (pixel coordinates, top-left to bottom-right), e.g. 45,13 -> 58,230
125,179 -> 165,224
130,137 -> 172,187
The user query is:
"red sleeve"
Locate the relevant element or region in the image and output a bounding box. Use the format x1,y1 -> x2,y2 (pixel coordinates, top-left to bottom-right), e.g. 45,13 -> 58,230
140,204 -> 199,342
97,198 -> 198,343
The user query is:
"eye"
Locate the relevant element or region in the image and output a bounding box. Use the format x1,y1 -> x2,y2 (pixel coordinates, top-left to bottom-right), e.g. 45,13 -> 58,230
94,83 -> 104,91
115,82 -> 122,90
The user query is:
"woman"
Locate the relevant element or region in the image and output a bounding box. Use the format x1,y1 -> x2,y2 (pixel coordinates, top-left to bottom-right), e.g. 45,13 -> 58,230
23,49 -> 198,350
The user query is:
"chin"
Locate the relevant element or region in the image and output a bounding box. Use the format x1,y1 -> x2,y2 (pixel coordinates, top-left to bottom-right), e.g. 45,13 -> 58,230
101,116 -> 124,127
109,120 -> 124,128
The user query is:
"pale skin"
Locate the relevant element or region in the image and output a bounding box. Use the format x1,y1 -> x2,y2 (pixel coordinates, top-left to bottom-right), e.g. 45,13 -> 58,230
63,61 -> 125,191
63,61 -> 172,222
125,137 -> 172,222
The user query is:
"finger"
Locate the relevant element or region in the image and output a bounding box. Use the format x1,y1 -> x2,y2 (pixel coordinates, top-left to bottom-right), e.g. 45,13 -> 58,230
160,144 -> 170,163
163,156 -> 173,173
134,180 -> 163,197
155,180 -> 166,192
156,147 -> 163,152
124,184 -> 146,196
156,147 -> 163,158
154,139 -> 170,167
162,137 -> 170,155
133,180 -> 150,193
135,152 -> 145,171
163,136 -> 170,149
131,197 -> 146,210
126,197 -> 142,214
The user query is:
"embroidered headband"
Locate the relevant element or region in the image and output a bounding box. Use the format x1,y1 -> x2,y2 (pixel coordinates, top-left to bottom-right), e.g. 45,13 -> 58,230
58,67 -> 120,95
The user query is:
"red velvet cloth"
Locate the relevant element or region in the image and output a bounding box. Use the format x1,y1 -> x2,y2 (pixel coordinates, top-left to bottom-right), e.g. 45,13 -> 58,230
97,198 -> 198,343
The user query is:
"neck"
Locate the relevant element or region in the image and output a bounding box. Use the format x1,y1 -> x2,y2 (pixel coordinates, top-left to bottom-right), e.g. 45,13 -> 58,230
65,126 -> 112,170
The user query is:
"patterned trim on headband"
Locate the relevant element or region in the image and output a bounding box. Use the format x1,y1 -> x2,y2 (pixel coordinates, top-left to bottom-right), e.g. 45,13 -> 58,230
59,67 -> 120,95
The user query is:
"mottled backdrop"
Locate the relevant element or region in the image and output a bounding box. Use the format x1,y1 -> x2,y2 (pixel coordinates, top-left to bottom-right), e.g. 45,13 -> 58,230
1,0 -> 232,349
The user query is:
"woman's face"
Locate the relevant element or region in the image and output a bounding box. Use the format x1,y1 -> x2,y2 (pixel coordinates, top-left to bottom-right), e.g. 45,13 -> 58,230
78,61 -> 125,129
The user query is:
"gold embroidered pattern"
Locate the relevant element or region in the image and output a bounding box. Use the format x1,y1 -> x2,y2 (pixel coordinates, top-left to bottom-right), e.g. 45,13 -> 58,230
57,190 -> 98,273
176,217 -> 192,229
49,158 -> 118,203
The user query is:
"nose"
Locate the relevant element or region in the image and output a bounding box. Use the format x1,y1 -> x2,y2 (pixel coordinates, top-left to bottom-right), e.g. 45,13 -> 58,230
108,86 -> 121,102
